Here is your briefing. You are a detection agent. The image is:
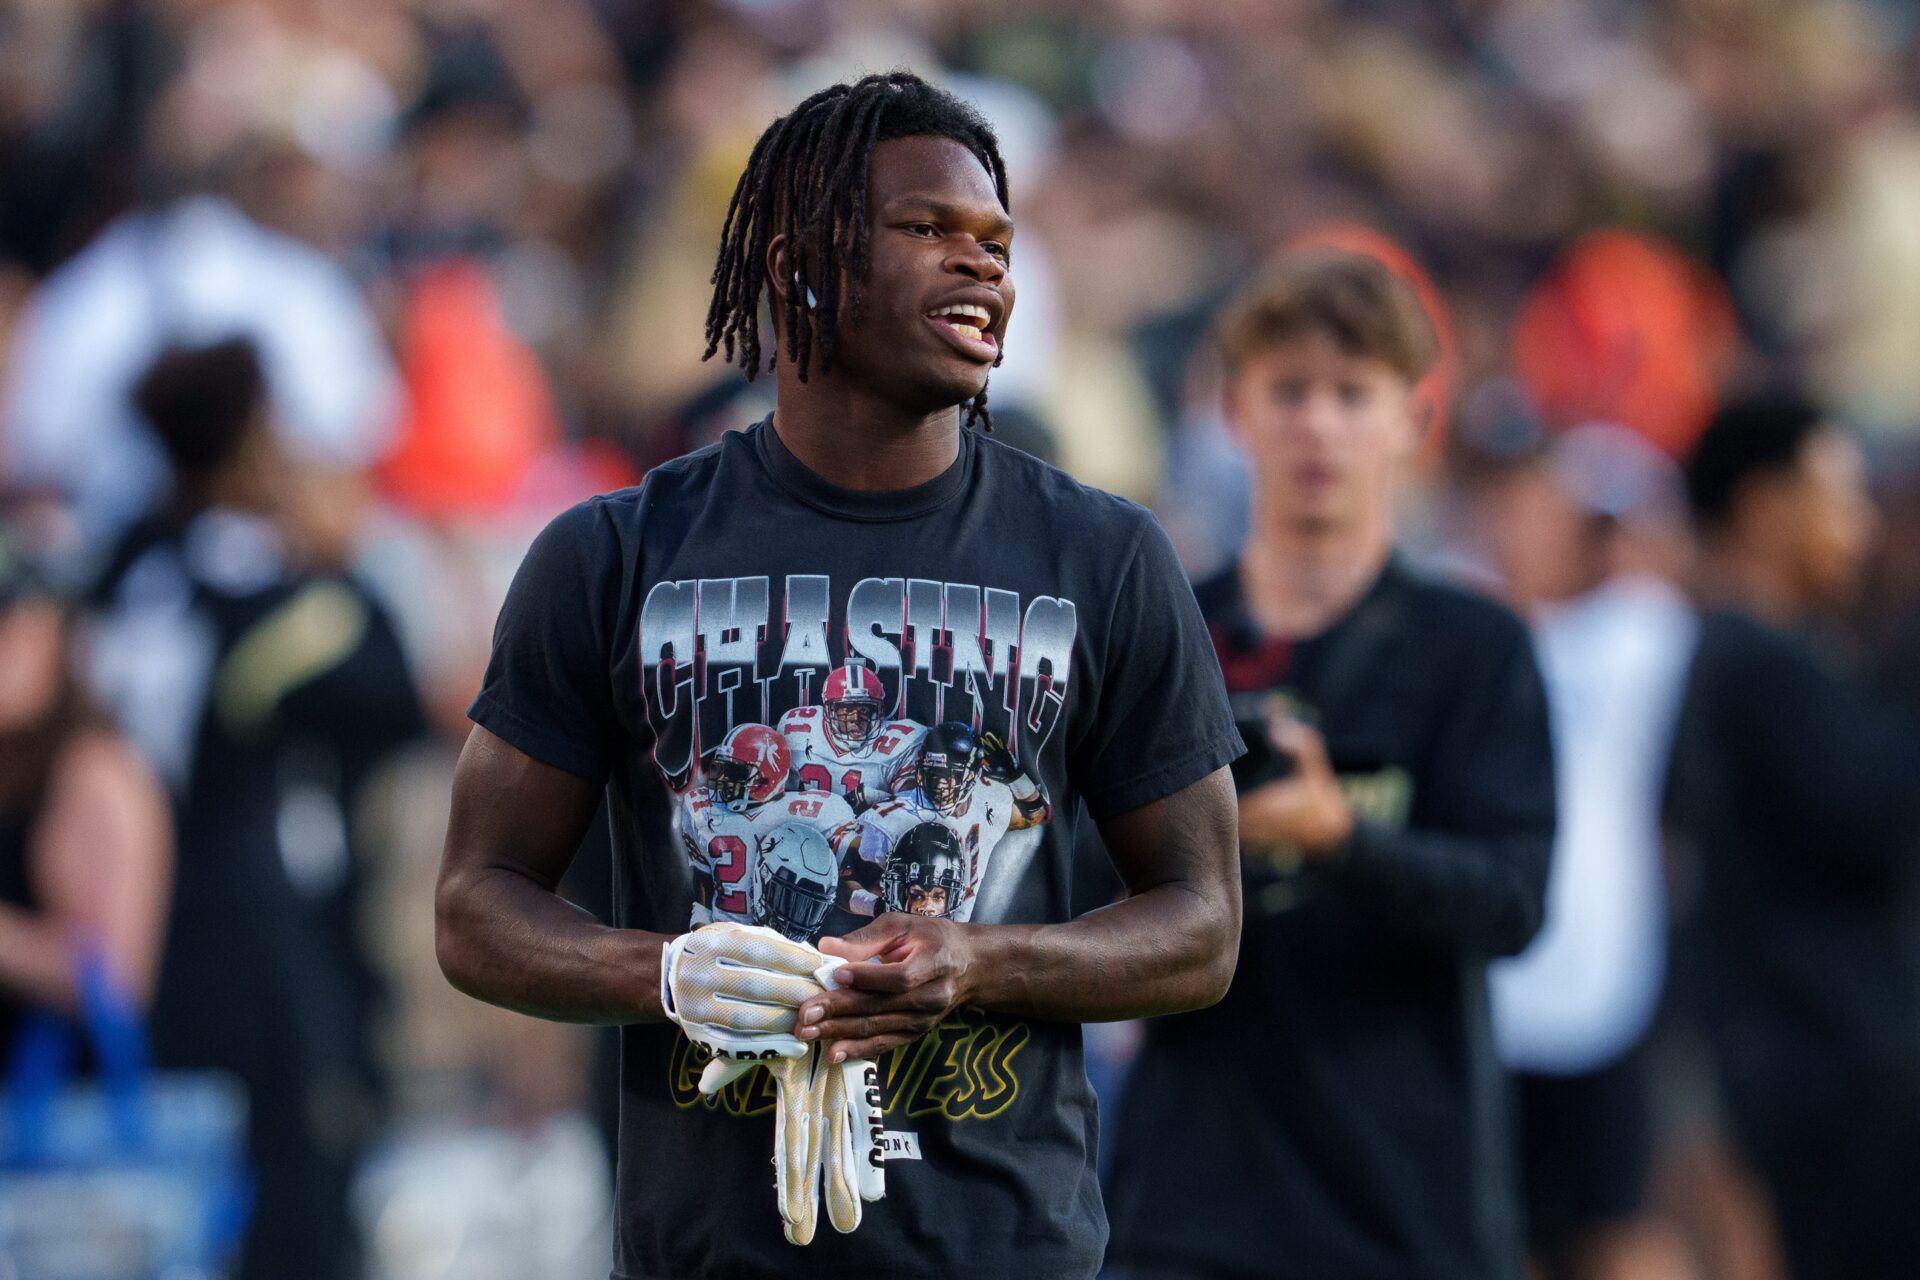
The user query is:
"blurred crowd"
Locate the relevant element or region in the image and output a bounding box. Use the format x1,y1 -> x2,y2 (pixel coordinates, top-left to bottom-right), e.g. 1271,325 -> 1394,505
5,0 -> 1920,1277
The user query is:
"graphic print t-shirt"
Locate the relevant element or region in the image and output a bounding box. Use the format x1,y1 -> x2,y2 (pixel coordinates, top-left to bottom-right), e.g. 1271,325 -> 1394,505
471,418 -> 1241,1280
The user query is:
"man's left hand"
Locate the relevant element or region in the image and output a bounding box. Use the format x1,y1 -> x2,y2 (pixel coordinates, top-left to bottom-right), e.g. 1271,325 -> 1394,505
800,914 -> 979,1061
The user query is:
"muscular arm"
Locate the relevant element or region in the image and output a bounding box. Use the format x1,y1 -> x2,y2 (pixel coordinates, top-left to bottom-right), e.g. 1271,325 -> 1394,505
973,768 -> 1238,1017
802,768 -> 1241,1059
435,725 -> 670,1024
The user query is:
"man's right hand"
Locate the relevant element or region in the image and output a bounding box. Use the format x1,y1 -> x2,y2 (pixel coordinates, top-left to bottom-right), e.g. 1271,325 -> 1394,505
661,922 -> 834,1092
1237,718 -> 1354,862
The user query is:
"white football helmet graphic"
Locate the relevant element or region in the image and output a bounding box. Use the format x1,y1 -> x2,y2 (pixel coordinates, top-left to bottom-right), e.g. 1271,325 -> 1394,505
751,820 -> 839,942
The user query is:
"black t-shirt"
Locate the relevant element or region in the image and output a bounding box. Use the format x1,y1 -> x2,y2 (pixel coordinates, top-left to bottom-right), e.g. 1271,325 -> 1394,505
1666,610 -> 1920,1134
1105,557 -> 1555,1280
471,418 -> 1240,1280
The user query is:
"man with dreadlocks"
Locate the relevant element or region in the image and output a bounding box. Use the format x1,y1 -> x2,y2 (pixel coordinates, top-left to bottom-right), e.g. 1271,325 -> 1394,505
437,71 -> 1243,1279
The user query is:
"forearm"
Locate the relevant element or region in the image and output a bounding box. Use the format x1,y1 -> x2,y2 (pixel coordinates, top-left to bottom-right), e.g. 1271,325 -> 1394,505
805,772 -> 1242,1060
435,862 -> 671,1025
965,881 -> 1236,1022
1328,819 -> 1550,956
1238,789 -> 1335,854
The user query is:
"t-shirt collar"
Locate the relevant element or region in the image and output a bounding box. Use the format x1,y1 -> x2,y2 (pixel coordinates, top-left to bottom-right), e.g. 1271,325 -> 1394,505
752,414 -> 974,522
1217,550 -> 1406,646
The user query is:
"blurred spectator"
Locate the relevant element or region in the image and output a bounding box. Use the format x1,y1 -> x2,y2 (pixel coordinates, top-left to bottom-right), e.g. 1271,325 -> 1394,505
0,526 -> 172,1055
1667,392 -> 1920,1280
1487,425 -> 1698,1280
1511,233 -> 1738,459
2,194 -> 398,556
1105,251 -> 1554,1280
86,337 -> 424,1280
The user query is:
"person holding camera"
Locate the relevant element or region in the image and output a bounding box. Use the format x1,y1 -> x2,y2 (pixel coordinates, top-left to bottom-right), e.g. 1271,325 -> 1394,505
1105,250 -> 1555,1280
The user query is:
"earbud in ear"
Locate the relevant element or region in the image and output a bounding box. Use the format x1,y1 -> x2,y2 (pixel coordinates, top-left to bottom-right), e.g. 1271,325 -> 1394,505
793,274 -> 818,309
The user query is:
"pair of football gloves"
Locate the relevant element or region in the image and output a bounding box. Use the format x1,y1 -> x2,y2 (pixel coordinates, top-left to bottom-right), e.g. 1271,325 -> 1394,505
661,922 -> 886,1245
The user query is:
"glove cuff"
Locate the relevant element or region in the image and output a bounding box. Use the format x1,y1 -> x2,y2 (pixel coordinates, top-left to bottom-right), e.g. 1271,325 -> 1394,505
660,934 -> 682,1022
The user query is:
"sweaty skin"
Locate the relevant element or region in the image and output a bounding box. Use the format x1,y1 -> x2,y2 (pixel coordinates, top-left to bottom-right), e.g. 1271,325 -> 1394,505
435,134 -> 1241,1056
437,728 -> 653,1022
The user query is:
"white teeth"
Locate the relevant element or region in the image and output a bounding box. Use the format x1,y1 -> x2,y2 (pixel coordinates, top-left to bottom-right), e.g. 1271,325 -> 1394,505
933,303 -> 992,326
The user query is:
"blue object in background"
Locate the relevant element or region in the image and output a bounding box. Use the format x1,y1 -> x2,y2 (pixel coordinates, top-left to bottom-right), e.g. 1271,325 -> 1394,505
0,955 -> 253,1279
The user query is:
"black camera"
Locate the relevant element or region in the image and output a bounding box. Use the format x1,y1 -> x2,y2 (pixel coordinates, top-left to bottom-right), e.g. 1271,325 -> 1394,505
1228,692 -> 1309,792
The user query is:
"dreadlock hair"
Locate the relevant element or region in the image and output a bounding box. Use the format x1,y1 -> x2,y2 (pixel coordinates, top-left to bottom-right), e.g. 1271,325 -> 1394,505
703,70 -> 1012,432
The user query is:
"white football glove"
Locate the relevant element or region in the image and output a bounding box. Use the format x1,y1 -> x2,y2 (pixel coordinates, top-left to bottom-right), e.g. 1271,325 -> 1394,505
764,1049 -> 824,1243
660,923 -> 825,1095
767,957 -> 887,1244
660,924 -> 887,1244
818,1050 -> 887,1233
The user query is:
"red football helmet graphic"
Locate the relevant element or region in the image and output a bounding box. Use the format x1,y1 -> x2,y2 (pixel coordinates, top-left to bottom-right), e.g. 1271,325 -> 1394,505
706,723 -> 791,813
820,663 -> 886,753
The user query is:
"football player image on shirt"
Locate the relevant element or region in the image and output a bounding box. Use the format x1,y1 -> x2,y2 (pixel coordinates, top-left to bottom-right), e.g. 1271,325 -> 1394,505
845,720 -> 1050,922
750,821 -> 842,943
779,664 -> 926,813
682,722 -> 858,938
880,824 -> 967,919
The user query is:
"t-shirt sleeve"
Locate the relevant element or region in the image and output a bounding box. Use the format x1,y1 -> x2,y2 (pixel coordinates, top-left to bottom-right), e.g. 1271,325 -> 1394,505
468,499 -> 622,782
1331,609 -> 1556,956
1072,514 -> 1243,820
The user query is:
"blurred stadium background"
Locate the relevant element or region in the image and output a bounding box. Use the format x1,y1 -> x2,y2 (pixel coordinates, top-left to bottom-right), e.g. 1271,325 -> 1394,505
4,0 -> 1920,1277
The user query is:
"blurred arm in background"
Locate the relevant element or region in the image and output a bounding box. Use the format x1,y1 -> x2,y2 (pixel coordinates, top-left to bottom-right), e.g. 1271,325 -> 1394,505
0,583 -> 173,1016
1240,618 -> 1555,958
0,733 -> 172,1010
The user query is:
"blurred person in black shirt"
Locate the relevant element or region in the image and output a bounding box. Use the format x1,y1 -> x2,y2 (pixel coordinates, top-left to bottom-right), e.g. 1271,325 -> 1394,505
88,338 -> 424,1280
1106,250 -> 1555,1280
0,530 -> 172,1063
1667,393 -> 1920,1280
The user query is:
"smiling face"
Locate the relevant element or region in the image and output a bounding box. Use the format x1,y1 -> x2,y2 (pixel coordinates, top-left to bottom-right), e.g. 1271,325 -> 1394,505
777,135 -> 1015,413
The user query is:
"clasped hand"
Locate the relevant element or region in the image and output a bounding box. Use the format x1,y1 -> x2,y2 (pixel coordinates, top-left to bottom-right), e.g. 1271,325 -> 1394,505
800,912 -> 980,1062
